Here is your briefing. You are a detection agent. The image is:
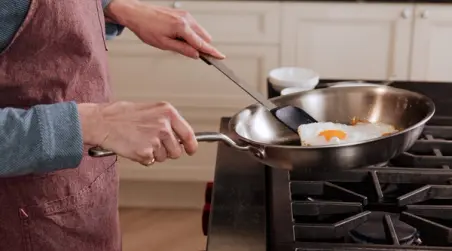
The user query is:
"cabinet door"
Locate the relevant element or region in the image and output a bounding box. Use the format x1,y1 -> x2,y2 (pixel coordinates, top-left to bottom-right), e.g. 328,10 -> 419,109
410,5 -> 452,82
135,1 -> 280,44
107,36 -> 278,111
281,3 -> 414,81
106,36 -> 279,182
106,1 -> 280,182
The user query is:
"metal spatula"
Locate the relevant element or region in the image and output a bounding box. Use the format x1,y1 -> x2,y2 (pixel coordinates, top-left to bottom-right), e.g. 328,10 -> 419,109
199,53 -> 317,133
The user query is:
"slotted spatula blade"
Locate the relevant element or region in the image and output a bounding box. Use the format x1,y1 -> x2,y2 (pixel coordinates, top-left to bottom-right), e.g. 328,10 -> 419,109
199,53 -> 318,133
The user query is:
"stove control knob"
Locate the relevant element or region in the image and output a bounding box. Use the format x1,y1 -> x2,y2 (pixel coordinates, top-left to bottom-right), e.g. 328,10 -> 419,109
205,182 -> 213,204
202,203 -> 210,236
202,182 -> 214,236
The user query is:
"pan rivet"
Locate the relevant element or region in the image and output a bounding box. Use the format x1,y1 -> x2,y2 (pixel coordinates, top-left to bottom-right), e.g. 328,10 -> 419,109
251,148 -> 266,159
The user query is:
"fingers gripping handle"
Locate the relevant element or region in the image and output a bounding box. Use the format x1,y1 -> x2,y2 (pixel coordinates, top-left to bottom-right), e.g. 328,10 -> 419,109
87,132 -> 266,159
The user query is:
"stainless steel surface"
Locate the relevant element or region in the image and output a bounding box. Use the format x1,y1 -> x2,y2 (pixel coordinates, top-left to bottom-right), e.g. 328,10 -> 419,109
88,147 -> 116,157
202,86 -> 436,172
199,54 -> 277,110
325,81 -> 379,88
382,74 -> 396,86
206,118 -> 267,251
87,132 -> 234,157
326,76 -> 395,88
196,132 -> 266,158
89,86 -> 435,172
89,52 -> 277,157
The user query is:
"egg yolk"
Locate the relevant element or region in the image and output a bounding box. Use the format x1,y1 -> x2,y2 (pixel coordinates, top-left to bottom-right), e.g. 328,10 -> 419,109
318,130 -> 347,141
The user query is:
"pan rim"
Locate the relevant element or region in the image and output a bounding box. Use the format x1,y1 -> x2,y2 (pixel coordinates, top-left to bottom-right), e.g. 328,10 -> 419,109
229,86 -> 436,150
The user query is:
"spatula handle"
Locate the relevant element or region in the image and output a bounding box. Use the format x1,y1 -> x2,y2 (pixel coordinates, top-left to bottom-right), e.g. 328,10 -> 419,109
174,37 -> 276,109
198,53 -> 277,110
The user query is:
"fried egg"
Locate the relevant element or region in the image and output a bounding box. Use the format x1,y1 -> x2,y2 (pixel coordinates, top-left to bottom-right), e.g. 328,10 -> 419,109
297,122 -> 397,146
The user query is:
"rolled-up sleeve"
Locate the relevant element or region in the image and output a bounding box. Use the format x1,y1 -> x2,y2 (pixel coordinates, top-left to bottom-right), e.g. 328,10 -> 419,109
0,102 -> 83,177
102,0 -> 126,40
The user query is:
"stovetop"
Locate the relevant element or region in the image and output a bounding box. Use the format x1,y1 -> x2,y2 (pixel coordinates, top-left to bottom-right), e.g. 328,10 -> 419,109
206,79 -> 452,251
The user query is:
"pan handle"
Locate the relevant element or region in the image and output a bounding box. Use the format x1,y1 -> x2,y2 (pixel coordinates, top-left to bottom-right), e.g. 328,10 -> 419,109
87,132 -> 265,159
195,132 -> 266,158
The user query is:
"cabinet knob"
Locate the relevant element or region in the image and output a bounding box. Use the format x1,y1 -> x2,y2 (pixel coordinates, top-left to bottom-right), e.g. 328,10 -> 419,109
401,9 -> 412,19
172,1 -> 182,8
421,10 -> 430,19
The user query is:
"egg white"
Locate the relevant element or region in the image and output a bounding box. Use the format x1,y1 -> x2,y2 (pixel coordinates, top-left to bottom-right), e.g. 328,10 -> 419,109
297,122 -> 397,146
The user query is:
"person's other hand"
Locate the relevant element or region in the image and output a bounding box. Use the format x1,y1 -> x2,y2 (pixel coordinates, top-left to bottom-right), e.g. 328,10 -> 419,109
106,0 -> 225,59
78,101 -> 198,166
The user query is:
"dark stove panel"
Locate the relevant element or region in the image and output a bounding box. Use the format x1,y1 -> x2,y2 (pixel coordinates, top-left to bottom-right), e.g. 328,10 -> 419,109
267,79 -> 452,251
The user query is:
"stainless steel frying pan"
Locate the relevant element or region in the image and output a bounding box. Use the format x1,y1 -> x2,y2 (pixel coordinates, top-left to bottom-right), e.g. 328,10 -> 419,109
89,85 -> 435,173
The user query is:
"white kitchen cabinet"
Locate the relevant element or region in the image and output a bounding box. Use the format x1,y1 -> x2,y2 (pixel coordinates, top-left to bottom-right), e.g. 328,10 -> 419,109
410,4 -> 452,82
109,0 -> 452,185
140,0 -> 281,45
108,38 -> 278,109
107,1 -> 280,182
110,0 -> 452,208
108,41 -> 279,182
281,3 -> 414,81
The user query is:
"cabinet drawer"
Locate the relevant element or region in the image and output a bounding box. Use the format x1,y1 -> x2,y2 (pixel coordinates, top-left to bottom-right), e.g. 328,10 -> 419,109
117,1 -> 280,44
107,42 -> 279,109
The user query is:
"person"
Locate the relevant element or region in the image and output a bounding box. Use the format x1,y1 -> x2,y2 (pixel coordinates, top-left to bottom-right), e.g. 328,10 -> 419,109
0,0 -> 224,250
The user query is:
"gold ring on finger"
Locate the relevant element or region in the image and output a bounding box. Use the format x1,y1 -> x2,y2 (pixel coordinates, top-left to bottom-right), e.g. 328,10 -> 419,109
142,158 -> 156,167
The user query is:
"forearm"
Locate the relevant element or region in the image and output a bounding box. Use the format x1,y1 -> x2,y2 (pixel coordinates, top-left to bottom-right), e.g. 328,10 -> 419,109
103,0 -> 131,39
103,0 -> 142,28
0,102 -> 84,177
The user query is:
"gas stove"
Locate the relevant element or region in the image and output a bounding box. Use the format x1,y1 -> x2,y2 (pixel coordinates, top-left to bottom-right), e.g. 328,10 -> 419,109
204,79 -> 452,251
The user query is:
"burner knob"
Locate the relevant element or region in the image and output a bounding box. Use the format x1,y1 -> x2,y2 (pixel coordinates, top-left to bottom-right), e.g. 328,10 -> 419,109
205,182 -> 213,204
202,182 -> 214,236
202,203 -> 211,236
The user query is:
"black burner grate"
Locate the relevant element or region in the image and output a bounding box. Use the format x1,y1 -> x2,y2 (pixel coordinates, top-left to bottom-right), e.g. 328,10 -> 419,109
397,118 -> 452,169
266,79 -> 452,250
287,116 -> 452,249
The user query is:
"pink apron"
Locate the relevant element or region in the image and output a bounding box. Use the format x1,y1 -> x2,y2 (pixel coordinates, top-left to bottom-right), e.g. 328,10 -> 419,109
0,0 -> 120,250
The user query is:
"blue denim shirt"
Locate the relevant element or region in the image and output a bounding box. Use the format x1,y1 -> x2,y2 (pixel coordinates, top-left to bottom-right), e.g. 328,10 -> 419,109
0,0 -> 124,176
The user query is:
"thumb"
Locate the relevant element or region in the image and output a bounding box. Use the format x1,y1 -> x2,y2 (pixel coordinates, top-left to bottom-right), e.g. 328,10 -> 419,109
162,38 -> 199,59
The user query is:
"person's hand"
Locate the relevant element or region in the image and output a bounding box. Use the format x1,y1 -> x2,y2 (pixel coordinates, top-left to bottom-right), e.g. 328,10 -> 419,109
78,101 -> 198,166
105,0 -> 225,60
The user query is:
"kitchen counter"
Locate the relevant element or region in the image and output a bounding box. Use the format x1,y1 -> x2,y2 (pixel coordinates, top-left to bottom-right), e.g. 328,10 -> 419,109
205,117 -> 267,251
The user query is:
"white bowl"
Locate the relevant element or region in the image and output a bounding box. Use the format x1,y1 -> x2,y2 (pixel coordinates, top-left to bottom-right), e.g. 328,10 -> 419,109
280,87 -> 313,96
269,67 -> 319,92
